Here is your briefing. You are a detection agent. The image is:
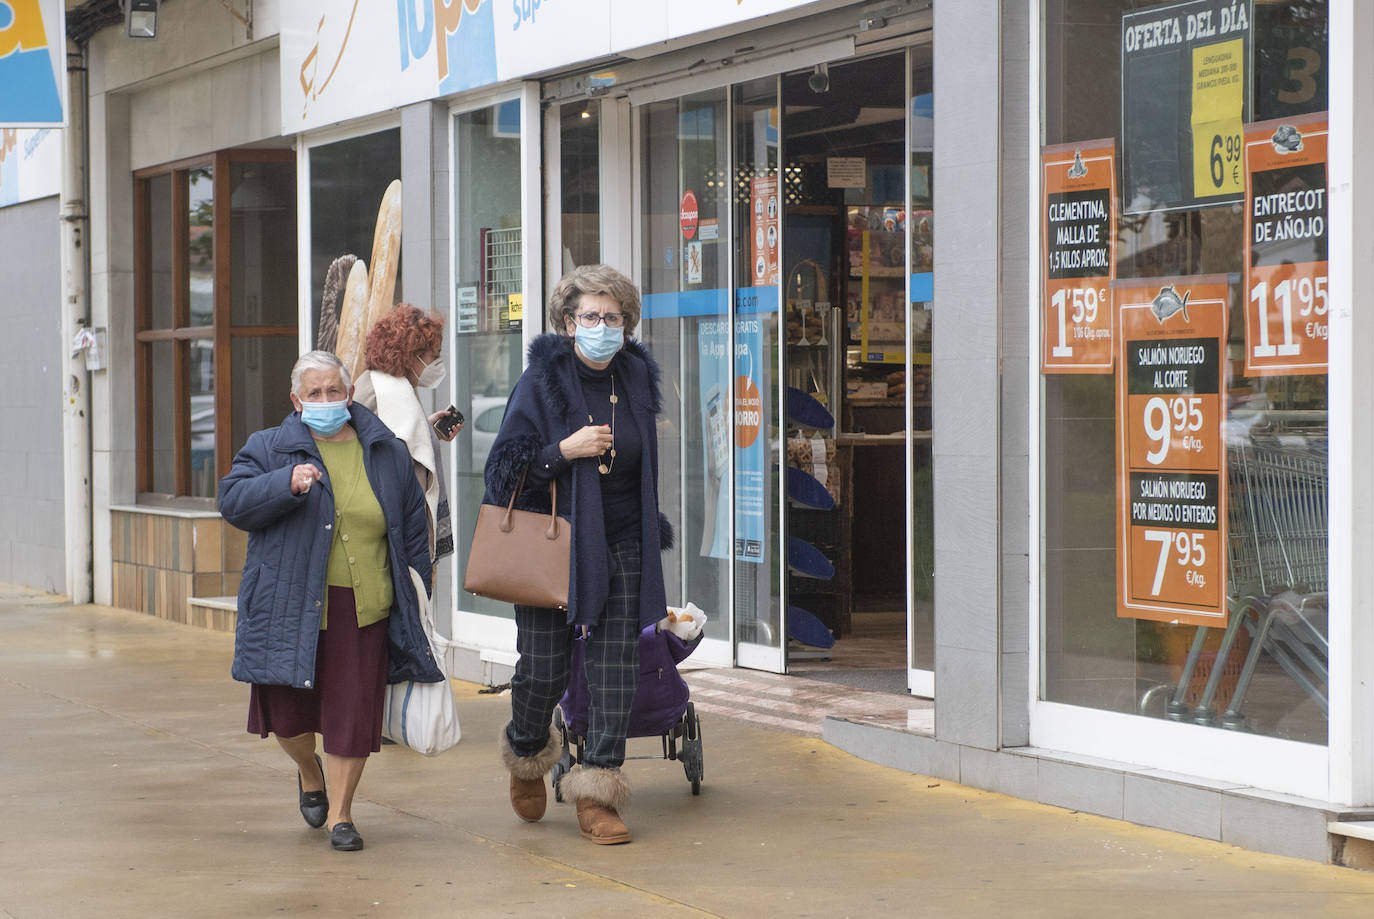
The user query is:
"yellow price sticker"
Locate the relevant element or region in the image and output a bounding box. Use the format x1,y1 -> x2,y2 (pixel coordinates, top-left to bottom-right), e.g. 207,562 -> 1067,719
1191,39 -> 1244,198
507,293 -> 523,321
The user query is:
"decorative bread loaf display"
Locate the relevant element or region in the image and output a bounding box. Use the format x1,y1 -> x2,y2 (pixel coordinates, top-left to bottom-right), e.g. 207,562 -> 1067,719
331,178 -> 404,381
364,179 -> 403,345
316,253 -> 358,352
333,258 -> 372,380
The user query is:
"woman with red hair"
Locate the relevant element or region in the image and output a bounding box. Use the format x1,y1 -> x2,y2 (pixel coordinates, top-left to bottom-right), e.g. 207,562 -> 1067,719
353,304 -> 462,565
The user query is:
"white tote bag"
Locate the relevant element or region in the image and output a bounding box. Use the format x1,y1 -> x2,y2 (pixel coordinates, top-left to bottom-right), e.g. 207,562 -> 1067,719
382,568 -> 462,755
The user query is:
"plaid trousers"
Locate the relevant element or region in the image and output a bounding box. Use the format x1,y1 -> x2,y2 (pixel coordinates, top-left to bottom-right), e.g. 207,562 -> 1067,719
506,538 -> 641,769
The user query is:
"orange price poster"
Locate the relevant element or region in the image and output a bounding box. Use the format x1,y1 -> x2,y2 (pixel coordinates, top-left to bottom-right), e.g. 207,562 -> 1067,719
1242,113 -> 1328,376
1115,275 -> 1228,627
1042,139 -> 1115,373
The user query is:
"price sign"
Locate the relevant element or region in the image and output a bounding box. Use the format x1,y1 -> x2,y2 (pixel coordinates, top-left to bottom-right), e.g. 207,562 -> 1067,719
1042,140 -> 1115,373
1115,275 -> 1229,627
1243,113 -> 1328,376
1121,0 -> 1252,214
1190,39 -> 1245,200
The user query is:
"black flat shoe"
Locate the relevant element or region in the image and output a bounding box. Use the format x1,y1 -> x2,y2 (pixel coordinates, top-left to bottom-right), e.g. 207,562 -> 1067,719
298,754 -> 328,829
328,821 -> 363,851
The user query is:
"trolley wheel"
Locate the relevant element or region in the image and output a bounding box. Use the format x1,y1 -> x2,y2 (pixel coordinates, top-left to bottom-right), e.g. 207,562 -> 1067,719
552,707 -> 574,802
681,702 -> 703,795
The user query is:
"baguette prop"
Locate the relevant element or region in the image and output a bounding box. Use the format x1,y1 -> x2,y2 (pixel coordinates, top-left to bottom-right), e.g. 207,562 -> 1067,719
330,178 -> 403,381
364,179 -> 403,340
333,258 -> 372,380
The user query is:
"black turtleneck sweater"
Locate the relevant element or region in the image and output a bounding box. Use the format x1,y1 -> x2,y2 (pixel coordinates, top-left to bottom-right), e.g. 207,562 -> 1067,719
577,359 -> 643,545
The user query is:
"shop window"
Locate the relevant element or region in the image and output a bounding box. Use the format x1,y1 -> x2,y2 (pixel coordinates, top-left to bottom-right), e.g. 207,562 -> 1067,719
560,100 -> 600,268
447,103 -> 525,618
307,128 -> 402,344
1039,0 -> 1329,743
134,151 -> 297,502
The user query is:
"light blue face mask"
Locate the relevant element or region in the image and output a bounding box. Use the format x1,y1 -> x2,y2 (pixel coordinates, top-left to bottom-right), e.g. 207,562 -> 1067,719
299,399 -> 350,436
575,323 -> 624,363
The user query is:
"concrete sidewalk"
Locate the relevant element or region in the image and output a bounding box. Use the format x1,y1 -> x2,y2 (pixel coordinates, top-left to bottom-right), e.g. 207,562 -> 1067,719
3,585 -> 1374,919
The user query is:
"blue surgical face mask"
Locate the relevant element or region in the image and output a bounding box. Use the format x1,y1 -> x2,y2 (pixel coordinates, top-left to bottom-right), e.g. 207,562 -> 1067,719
574,323 -> 624,363
299,399 -> 350,436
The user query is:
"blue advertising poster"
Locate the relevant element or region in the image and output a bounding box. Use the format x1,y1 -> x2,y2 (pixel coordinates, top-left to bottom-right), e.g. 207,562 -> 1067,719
732,292 -> 770,565
696,318 -> 731,559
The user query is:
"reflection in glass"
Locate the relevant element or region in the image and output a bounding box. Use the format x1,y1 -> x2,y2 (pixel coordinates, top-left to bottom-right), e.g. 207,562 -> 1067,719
308,129 -> 402,342
188,339 -> 215,498
188,167 -> 214,326
638,89 -> 733,644
231,161 -> 297,327
148,174 -> 173,329
910,47 -> 934,674
560,100 -> 600,268
731,79 -> 782,652
231,336 -> 298,458
1041,0 -> 1328,743
452,101 -> 524,618
148,341 -> 175,494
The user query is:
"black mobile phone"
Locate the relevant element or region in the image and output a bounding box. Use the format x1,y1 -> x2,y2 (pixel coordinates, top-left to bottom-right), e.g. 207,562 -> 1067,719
432,404 -> 464,437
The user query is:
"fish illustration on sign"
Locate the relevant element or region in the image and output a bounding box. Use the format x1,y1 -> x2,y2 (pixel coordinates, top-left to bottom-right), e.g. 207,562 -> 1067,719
1067,150 -> 1088,179
1150,285 -> 1190,324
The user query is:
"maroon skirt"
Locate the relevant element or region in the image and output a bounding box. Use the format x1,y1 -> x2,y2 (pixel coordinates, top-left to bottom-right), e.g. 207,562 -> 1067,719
246,587 -> 389,757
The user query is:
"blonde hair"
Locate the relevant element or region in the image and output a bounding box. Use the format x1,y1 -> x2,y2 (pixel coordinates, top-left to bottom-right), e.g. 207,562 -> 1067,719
546,264 -> 642,335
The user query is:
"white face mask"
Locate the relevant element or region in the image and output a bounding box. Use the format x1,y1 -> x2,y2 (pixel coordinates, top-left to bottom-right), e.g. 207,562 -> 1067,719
414,359 -> 446,389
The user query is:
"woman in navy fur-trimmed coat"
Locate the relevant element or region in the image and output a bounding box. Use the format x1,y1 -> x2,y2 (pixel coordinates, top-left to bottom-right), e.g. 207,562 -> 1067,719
486,265 -> 672,846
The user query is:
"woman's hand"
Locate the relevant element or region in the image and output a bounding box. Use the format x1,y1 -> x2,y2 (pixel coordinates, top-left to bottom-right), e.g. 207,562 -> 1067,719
559,424 -> 612,460
428,409 -> 463,442
290,463 -> 324,495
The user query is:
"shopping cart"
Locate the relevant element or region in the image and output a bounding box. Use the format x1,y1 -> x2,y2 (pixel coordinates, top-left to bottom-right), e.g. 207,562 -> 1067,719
1160,428 -> 1328,729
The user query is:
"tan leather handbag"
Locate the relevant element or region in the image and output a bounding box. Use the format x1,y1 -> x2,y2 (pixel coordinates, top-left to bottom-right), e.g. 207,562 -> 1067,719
463,469 -> 570,610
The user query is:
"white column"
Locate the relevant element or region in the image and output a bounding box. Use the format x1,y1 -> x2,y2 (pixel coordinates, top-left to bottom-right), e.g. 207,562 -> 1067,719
1326,0 -> 1374,808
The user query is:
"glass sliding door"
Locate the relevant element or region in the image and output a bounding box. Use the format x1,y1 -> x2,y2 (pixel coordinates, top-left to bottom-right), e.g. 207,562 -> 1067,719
908,46 -> 935,695
732,77 -> 785,672
636,89 -> 734,665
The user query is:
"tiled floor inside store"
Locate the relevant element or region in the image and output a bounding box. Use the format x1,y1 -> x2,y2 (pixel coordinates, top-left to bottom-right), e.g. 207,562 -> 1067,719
682,610 -> 932,737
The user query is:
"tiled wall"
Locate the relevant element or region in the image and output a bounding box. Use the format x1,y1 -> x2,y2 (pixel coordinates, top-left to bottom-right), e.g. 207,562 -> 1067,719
110,510 -> 245,632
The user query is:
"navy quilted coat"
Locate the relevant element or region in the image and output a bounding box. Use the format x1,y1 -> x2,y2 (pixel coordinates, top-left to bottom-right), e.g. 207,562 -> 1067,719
218,405 -> 444,690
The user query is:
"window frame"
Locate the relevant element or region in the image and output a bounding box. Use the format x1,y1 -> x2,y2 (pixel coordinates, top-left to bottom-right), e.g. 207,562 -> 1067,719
1025,0 -> 1357,803
133,148 -> 297,503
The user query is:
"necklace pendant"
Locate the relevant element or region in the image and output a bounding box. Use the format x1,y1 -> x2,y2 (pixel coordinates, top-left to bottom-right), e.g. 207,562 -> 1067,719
609,393 -> 619,404
609,448 -> 617,457
598,463 -> 610,474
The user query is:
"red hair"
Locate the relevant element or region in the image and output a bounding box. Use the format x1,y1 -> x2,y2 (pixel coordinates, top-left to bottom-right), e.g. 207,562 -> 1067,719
364,303 -> 444,377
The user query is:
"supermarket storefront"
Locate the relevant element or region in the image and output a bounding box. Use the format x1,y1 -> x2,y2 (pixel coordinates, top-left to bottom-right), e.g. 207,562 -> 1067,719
70,0 -> 1374,865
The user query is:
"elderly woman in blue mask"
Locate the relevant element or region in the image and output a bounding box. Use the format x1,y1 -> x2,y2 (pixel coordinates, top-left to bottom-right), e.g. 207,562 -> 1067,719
219,350 -> 442,853
484,264 -> 673,846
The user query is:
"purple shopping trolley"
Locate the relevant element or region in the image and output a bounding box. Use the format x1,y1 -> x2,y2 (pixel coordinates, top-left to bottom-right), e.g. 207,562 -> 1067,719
551,623 -> 705,798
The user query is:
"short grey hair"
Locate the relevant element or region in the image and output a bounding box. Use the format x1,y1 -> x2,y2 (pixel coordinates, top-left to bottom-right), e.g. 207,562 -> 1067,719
546,264 -> 642,336
290,350 -> 351,396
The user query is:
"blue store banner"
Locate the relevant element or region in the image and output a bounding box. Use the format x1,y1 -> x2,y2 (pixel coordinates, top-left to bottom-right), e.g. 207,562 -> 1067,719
732,293 -> 770,565
0,0 -> 65,127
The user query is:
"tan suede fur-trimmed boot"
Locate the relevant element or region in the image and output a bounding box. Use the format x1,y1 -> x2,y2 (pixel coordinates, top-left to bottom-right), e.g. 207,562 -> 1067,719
499,729 -> 561,823
559,764 -> 631,845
